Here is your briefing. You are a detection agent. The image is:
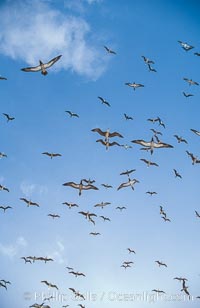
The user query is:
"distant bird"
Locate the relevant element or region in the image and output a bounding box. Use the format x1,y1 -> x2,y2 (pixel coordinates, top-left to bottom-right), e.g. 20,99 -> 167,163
141,56 -> 154,64
101,183 -> 113,189
0,185 -> 9,192
120,169 -> 136,176
117,178 -> 139,191
69,271 -> 86,277
132,138 -> 173,154
21,55 -> 62,75
66,267 -> 74,271
42,152 -> 62,159
82,178 -> 96,184
195,211 -> 200,218
157,117 -> 166,128
121,264 -> 131,269
0,282 -> 7,290
94,201 -> 111,209
127,248 -> 136,254
92,128 -> 123,139
124,113 -> 133,120
21,257 -> 32,264
63,179 -> 98,196
160,206 -> 166,216
116,206 -> 126,211
147,64 -> 157,72
0,76 -> 7,80
90,232 -> 100,236
173,169 -> 182,178
69,288 -> 85,300
146,191 -> 157,196
173,277 -> 188,282
78,211 -> 97,225
194,52 -> 200,56
100,215 -> 111,222
152,289 -> 166,294
41,280 -> 58,290
150,129 -> 162,136
183,77 -> 199,86
37,257 -> 53,263
183,92 -> 193,97
125,82 -> 144,90
190,128 -> 200,136
62,202 -> 79,209
0,152 -> 7,158
120,144 -> 133,150
140,159 -> 159,167
96,139 -> 120,150
78,304 -> 85,308
48,214 -> 60,219
174,135 -> 187,144
0,206 -> 12,212
123,261 -> 134,265
178,41 -> 194,51
20,198 -> 39,207
162,216 -> 171,222
147,117 -> 159,124
155,261 -> 167,267
65,111 -> 79,118
3,113 -> 15,122
104,46 -> 116,55
98,96 -> 111,107
186,150 -> 200,164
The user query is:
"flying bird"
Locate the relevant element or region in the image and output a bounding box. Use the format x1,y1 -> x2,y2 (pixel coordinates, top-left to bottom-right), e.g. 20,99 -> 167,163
0,185 -> 9,192
147,63 -> 157,72
186,150 -> 200,164
146,191 -> 157,196
174,135 -> 187,144
162,216 -> 171,222
0,75 -> 7,80
117,178 -> 139,191
141,56 -> 155,64
41,280 -> 58,290
150,129 -> 162,136
190,128 -> 200,136
152,289 -> 166,294
69,288 -> 85,300
140,159 -> 159,167
63,180 -> 98,196
21,257 -> 32,264
92,128 -> 123,139
90,232 -> 101,236
94,201 -> 111,209
173,169 -> 182,178
104,46 -> 116,54
20,198 -> 39,207
125,82 -> 144,90
132,138 -> 173,154
147,117 -> 160,124
120,169 -> 136,176
96,139 -> 121,150
100,215 -> 111,222
127,248 -> 136,254
124,113 -> 133,120
194,52 -> 200,56
42,152 -> 62,159
62,202 -> 79,209
65,111 -> 79,118
178,41 -> 194,51
0,206 -> 12,212
69,271 -> 86,277
21,55 -> 62,75
47,214 -> 60,219
116,206 -> 126,211
183,92 -> 193,97
0,152 -> 7,158
183,77 -> 199,86
3,113 -> 15,122
101,183 -> 113,189
98,96 -> 111,107
155,261 -> 167,267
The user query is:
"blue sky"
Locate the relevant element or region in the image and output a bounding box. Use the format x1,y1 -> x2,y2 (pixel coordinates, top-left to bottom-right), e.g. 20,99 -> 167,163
0,0 -> 200,307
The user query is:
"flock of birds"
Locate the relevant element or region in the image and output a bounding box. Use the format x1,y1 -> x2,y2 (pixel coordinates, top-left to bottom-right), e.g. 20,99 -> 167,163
1,39 -> 200,308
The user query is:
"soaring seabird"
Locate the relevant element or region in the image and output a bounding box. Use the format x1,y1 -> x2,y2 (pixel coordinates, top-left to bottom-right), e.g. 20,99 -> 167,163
125,82 -> 144,90
62,202 -> 79,209
186,150 -> 200,164
63,179 -> 98,196
183,92 -> 193,97
190,128 -> 200,136
96,139 -> 120,150
98,96 -> 111,107
0,185 -> 9,192
117,178 -> 139,190
124,113 -> 133,120
132,137 -> 173,154
3,113 -> 15,122
174,135 -> 187,144
94,202 -> 111,209
41,280 -> 58,290
65,111 -> 79,118
140,159 -> 159,167
42,152 -> 62,159
178,41 -> 194,51
21,55 -> 62,75
20,198 -> 39,207
155,261 -> 167,267
0,206 -> 12,212
141,56 -> 155,64
92,128 -> 123,140
173,169 -> 182,178
120,169 -> 136,176
104,46 -> 116,54
183,77 -> 199,86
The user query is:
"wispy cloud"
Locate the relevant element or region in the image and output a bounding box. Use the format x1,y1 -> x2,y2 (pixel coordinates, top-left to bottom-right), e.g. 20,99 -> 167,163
20,181 -> 48,197
48,240 -> 67,264
0,0 -> 107,79
0,236 -> 27,259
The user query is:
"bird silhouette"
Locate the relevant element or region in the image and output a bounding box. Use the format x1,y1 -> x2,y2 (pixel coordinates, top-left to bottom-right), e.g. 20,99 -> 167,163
183,92 -> 193,97
124,113 -> 133,120
98,96 -> 111,107
42,152 -> 62,159
140,159 -> 159,167
0,185 -> 9,192
174,135 -> 187,144
96,139 -> 121,150
41,280 -> 58,290
48,214 -> 60,219
92,128 -> 123,139
117,178 -> 139,190
125,82 -> 144,90
178,41 -> 194,51
183,77 -> 199,86
0,206 -> 12,212
21,55 -> 62,75
155,261 -> 167,267
63,179 -> 98,196
65,111 -> 79,118
20,198 -> 39,207
103,46 -> 116,54
3,113 -> 15,122
173,169 -> 182,178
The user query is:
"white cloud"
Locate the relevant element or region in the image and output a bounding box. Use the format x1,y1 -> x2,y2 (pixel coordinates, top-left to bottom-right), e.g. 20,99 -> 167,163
20,181 -> 48,197
0,0 -> 107,79
48,240 -> 67,264
0,236 -> 27,259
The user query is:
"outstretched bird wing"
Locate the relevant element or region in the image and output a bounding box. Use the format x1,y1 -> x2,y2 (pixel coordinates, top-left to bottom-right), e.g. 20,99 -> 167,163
43,55 -> 62,69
